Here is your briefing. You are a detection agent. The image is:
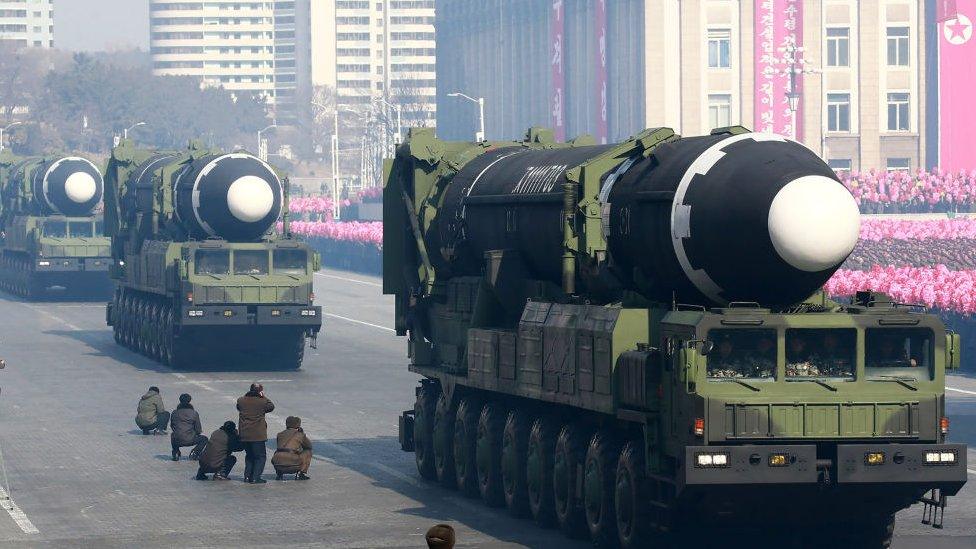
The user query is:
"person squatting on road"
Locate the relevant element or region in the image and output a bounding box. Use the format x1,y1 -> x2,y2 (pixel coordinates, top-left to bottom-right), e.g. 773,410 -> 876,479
135,386 -> 169,435
271,416 -> 312,480
237,383 -> 275,483
170,393 -> 208,461
195,421 -> 243,480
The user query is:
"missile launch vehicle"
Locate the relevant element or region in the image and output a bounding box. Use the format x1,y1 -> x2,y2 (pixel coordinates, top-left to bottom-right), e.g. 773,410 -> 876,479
0,151 -> 112,299
103,140 -> 321,370
385,127 -> 967,547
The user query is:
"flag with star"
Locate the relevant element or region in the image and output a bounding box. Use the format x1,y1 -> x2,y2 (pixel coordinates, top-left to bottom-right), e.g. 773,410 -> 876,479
941,0 -> 976,171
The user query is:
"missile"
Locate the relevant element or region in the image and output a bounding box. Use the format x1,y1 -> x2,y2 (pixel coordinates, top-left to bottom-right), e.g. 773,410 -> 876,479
30,157 -> 104,217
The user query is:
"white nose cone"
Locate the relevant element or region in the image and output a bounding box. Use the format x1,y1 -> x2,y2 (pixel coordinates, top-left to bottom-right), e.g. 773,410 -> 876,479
226,176 -> 275,223
64,171 -> 98,203
767,175 -> 860,272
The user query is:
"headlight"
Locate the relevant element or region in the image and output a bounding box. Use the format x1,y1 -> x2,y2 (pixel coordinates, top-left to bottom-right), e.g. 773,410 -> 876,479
694,452 -> 730,468
924,450 -> 958,465
865,452 -> 885,466
37,261 -> 50,266
769,453 -> 790,467
271,309 -> 281,317
301,309 -> 316,316
223,310 -> 234,317
188,310 -> 204,317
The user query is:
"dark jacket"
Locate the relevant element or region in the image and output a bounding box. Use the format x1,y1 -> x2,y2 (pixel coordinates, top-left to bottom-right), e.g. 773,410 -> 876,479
170,405 -> 202,446
236,394 -> 275,442
271,428 -> 312,468
135,391 -> 165,429
199,427 -> 242,470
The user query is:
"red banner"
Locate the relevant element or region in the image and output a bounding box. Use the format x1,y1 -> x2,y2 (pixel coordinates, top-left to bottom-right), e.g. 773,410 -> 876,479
595,0 -> 608,144
940,0 -> 976,171
754,0 -> 803,138
550,0 -> 565,142
938,0 -> 958,22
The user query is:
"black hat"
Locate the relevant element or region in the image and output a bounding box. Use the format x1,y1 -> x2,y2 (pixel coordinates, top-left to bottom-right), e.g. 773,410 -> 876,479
179,393 -> 191,404
425,524 -> 455,549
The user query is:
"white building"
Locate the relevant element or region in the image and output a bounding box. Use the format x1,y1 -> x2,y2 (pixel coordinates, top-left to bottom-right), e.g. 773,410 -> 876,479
0,0 -> 54,48
149,0 -> 311,123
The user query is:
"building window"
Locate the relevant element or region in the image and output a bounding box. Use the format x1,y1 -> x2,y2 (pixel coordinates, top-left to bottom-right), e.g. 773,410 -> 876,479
886,158 -> 911,172
826,93 -> 851,132
826,27 -> 850,67
887,92 -> 910,131
827,159 -> 853,172
707,29 -> 731,69
887,27 -> 909,66
708,94 -> 732,128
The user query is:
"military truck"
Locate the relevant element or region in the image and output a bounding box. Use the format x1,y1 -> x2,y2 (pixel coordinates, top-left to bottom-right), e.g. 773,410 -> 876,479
0,151 -> 112,299
103,139 -> 321,370
385,127 -> 968,548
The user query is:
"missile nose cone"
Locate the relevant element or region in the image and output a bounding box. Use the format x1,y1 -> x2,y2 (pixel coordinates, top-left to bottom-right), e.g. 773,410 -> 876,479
226,175 -> 275,223
767,175 -> 860,272
64,171 -> 98,203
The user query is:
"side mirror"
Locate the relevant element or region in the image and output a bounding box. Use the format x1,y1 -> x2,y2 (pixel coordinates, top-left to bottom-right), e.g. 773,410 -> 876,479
946,332 -> 962,370
312,252 -> 322,272
700,340 -> 715,356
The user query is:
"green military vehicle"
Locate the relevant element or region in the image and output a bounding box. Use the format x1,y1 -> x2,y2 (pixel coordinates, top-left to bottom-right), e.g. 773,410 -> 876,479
103,139 -> 322,370
0,151 -> 112,299
385,127 -> 967,547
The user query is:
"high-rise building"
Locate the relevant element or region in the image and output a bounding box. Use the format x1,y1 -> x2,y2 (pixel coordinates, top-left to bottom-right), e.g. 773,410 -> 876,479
149,0 -> 311,124
314,0 -> 437,127
437,0 -> 933,172
0,0 -> 54,48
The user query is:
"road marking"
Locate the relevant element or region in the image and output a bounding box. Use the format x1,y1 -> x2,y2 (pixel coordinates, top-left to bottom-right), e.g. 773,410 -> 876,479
326,313 -> 395,332
316,273 -> 382,288
969,468 -> 976,476
946,386 -> 976,396
171,373 -> 218,393
173,379 -> 294,384
0,486 -> 38,534
18,303 -> 83,332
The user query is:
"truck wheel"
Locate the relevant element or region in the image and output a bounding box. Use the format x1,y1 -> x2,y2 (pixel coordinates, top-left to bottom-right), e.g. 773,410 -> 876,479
413,383 -> 438,481
501,409 -> 531,518
432,393 -> 455,488
527,416 -> 557,527
476,401 -> 505,507
845,514 -> 895,549
553,423 -> 588,539
615,441 -> 652,549
584,431 -> 620,547
453,397 -> 481,497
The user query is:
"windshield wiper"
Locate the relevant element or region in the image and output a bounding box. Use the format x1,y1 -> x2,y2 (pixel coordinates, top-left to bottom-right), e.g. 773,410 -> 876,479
871,376 -> 918,391
787,378 -> 838,392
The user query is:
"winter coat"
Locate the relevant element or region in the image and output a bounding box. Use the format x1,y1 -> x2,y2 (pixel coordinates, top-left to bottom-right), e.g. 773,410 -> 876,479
199,428 -> 243,471
170,405 -> 202,446
236,394 -> 275,442
271,428 -> 312,469
135,391 -> 165,429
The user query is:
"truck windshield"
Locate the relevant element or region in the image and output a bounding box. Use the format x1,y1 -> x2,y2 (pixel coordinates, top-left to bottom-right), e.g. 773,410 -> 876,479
69,221 -> 94,238
195,250 -> 229,275
43,220 -> 67,238
273,249 -> 306,275
234,250 -> 269,275
786,328 -> 855,379
866,328 -> 934,380
706,328 -> 776,379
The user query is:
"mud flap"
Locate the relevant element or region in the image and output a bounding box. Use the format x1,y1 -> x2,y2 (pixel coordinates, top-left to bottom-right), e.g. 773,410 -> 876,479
399,410 -> 415,452
920,488 -> 947,529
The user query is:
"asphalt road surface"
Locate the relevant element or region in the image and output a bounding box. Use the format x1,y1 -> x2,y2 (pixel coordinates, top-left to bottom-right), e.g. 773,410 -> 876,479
0,268 -> 972,548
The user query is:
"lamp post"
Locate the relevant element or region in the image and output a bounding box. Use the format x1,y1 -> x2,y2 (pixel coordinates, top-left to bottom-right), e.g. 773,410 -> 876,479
257,124 -> 277,162
776,41 -> 817,142
447,92 -> 485,142
0,122 -> 22,153
124,121 -> 146,140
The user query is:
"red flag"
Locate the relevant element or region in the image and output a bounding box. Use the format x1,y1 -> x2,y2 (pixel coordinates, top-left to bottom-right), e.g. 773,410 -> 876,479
940,0 -> 976,171
938,0 -> 958,22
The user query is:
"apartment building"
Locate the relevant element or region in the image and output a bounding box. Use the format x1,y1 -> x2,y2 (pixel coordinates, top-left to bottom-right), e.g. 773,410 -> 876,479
437,0 -> 932,172
149,0 -> 311,123
0,0 -> 53,48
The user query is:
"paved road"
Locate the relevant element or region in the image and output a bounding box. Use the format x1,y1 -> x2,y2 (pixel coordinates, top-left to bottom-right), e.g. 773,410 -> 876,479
0,268 -> 971,548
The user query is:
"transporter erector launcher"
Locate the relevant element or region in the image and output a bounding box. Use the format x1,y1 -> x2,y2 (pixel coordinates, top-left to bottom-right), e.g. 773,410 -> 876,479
385,126 -> 965,548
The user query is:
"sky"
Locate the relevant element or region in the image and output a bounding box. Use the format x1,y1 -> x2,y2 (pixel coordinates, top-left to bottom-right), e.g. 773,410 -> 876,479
55,0 -> 150,51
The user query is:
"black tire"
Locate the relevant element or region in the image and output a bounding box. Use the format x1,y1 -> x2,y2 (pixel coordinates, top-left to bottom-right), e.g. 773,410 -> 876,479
527,416 -> 557,527
501,409 -> 531,518
615,441 -> 652,549
844,514 -> 895,549
476,401 -> 506,507
433,392 -> 456,488
413,383 -> 438,481
584,431 -> 620,547
554,423 -> 588,539
453,397 -> 481,497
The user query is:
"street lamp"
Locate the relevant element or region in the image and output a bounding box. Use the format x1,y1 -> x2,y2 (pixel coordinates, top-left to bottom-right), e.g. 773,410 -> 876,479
373,97 -> 403,148
257,124 -> 277,162
124,121 -> 146,140
0,121 -> 22,152
775,41 -> 818,141
447,92 -> 485,142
